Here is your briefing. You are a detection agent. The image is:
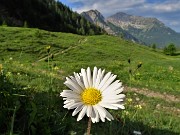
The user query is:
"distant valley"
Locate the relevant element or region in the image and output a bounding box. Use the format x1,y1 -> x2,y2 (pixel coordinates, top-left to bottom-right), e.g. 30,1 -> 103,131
81,10 -> 180,48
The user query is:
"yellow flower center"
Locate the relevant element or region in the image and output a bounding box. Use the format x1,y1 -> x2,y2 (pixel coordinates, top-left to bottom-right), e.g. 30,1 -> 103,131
81,88 -> 102,105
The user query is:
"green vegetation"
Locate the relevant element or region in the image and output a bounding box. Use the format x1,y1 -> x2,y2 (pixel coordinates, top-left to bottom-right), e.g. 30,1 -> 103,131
164,43 -> 177,56
151,43 -> 156,51
0,26 -> 180,135
0,0 -> 104,35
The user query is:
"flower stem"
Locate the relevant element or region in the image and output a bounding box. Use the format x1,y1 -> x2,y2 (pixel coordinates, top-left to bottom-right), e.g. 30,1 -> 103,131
87,117 -> 92,135
10,106 -> 17,135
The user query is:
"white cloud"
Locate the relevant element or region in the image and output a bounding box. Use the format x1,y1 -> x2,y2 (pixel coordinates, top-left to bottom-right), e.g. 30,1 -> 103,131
65,0 -> 180,32
141,0 -> 180,13
68,0 -> 145,16
68,0 -> 180,14
170,21 -> 180,26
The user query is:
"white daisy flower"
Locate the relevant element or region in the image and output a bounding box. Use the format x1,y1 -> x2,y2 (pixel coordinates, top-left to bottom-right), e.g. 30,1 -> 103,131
60,67 -> 125,123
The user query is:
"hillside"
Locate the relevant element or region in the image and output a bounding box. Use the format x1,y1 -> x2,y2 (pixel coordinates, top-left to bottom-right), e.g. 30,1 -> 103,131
107,12 -> 180,47
0,26 -> 180,135
0,26 -> 179,93
0,0 -> 104,35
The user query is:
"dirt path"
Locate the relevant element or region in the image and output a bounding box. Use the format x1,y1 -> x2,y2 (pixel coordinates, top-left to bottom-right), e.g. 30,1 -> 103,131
125,86 -> 180,103
37,38 -> 87,62
125,86 -> 180,115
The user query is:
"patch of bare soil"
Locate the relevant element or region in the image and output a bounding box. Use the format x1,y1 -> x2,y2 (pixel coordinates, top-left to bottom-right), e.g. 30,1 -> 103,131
125,86 -> 180,103
125,86 -> 180,115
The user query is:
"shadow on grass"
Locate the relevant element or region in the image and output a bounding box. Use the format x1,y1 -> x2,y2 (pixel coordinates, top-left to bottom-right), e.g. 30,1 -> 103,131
0,74 -> 179,135
173,52 -> 180,56
90,119 -> 180,135
165,52 -> 180,56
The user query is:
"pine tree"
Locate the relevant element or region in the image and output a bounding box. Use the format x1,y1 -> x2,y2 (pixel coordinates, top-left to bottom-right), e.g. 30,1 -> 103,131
164,43 -> 176,56
152,43 -> 156,50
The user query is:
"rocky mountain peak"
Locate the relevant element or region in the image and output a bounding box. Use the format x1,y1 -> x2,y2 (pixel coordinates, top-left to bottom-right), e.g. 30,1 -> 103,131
107,12 -> 180,47
81,10 -> 141,43
81,9 -> 105,23
81,10 -> 180,47
107,12 -> 164,30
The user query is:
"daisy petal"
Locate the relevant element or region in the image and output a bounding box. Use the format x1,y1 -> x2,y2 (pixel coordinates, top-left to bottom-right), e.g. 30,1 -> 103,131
92,106 -> 99,123
91,106 -> 96,118
68,102 -> 83,110
115,87 -> 124,94
99,102 -> 118,110
94,105 -> 106,118
112,104 -> 125,109
87,105 -> 92,117
64,100 -> 73,104
81,68 -> 89,88
74,72 -> 85,89
94,68 -> 102,88
93,67 -> 98,87
101,75 -> 117,91
87,67 -> 93,87
64,82 -> 80,93
98,72 -> 111,89
77,106 -> 88,121
103,80 -> 122,92
66,77 -> 83,92
72,105 -> 84,116
104,109 -> 114,121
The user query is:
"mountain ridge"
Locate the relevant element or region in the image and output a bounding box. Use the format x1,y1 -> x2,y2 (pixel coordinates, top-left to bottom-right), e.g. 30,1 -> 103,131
107,11 -> 180,47
81,10 -> 180,47
81,10 -> 141,43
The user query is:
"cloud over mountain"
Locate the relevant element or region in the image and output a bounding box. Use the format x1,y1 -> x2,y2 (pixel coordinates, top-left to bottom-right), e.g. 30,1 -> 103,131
61,0 -> 180,32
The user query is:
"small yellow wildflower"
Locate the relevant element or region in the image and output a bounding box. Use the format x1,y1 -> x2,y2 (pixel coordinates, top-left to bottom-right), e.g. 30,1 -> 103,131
46,45 -> 51,53
6,72 -> 12,77
46,45 -> 51,50
127,98 -> 132,102
54,66 -> 59,70
134,105 -> 142,110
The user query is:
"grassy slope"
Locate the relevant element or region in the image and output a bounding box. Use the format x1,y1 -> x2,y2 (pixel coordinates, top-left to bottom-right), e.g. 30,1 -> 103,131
1,26 -> 179,94
0,26 -> 180,135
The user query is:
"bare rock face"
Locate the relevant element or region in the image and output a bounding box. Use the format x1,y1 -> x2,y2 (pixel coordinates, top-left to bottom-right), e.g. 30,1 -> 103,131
107,12 -> 180,47
107,12 -> 164,31
81,10 -> 114,35
81,10 -> 105,24
81,10 -> 141,43
82,10 -> 180,47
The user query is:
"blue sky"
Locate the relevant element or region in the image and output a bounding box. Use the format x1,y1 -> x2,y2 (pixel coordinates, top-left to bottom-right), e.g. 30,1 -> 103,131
59,0 -> 180,32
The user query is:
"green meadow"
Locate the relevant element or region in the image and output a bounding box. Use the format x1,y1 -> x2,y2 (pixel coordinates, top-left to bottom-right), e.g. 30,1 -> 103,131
0,26 -> 180,135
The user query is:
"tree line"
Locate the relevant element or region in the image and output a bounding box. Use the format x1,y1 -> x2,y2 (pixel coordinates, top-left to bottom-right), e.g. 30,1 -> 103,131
151,43 -> 177,56
0,0 -> 105,35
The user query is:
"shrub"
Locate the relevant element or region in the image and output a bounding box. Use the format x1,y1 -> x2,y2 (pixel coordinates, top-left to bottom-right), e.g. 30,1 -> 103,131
163,43 -> 176,56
